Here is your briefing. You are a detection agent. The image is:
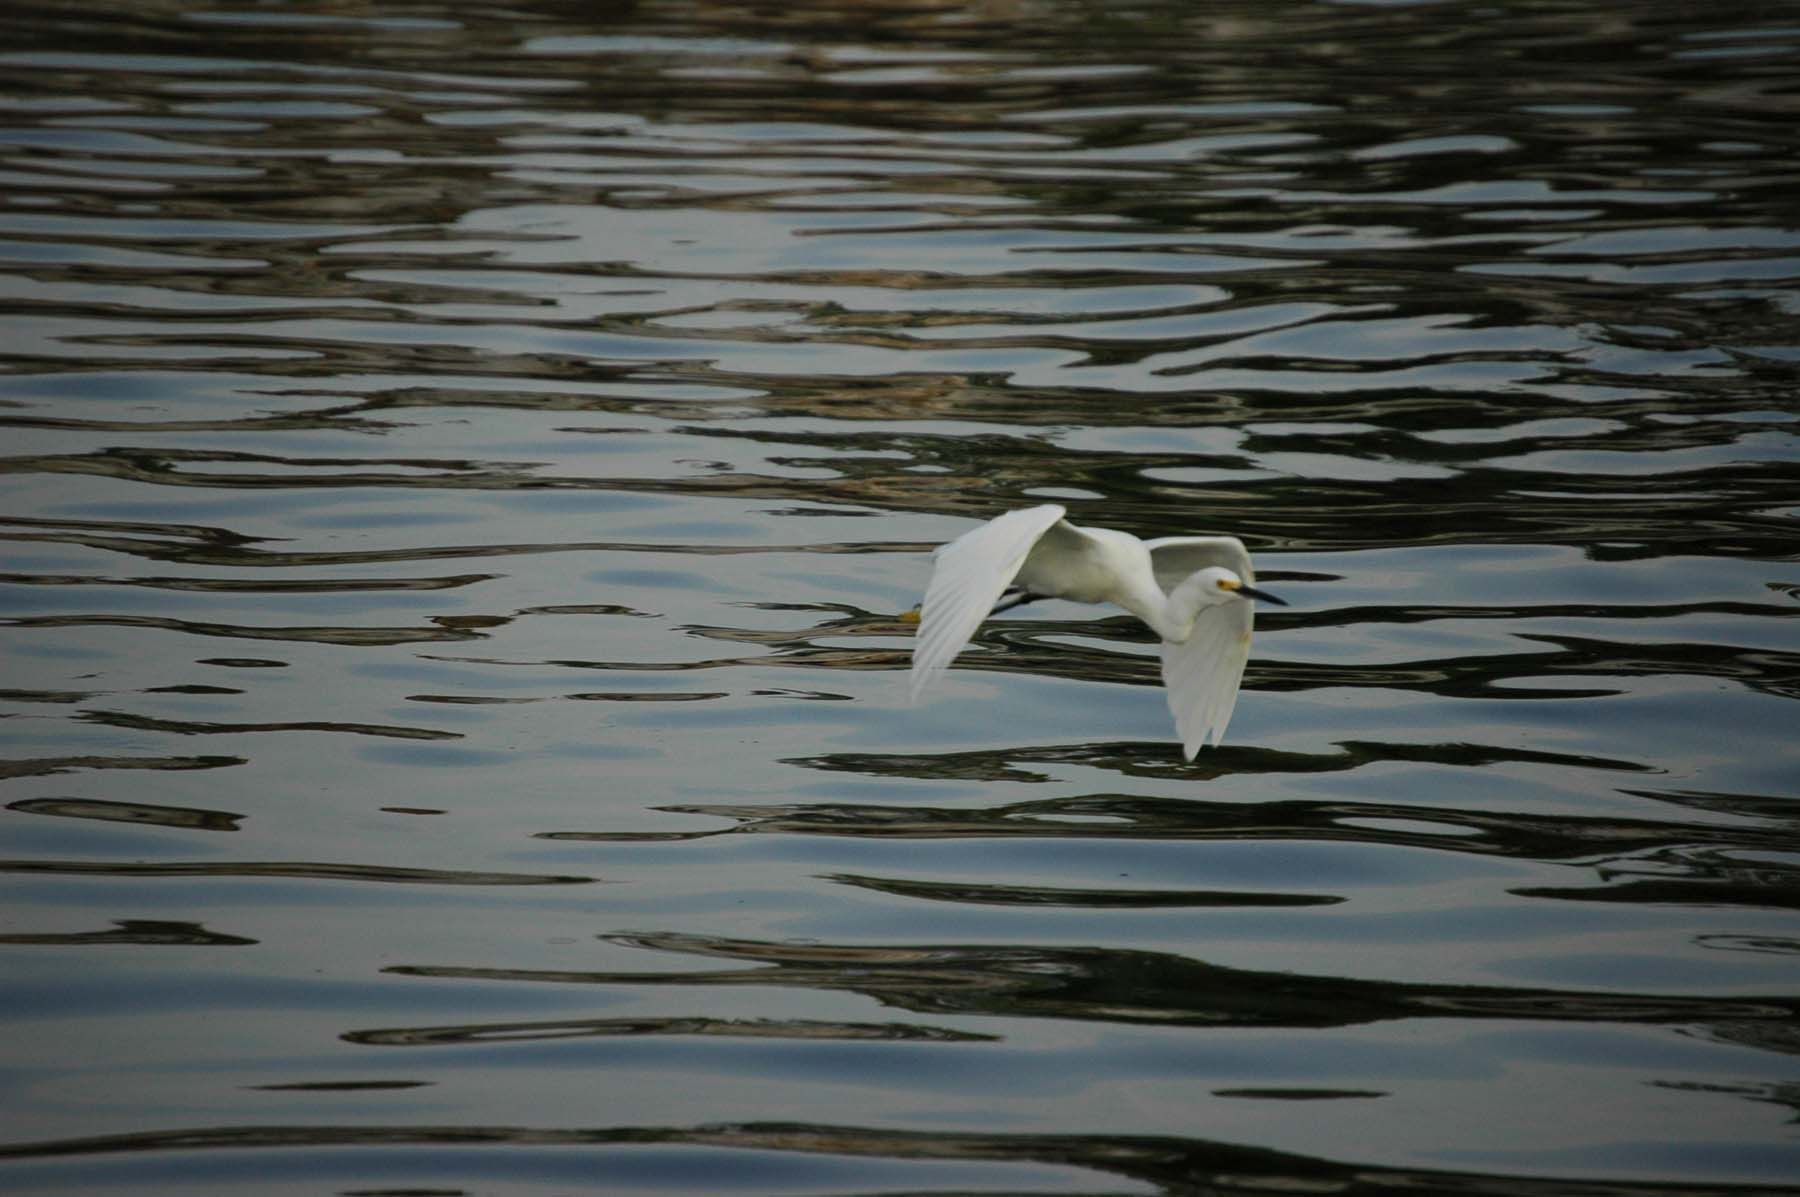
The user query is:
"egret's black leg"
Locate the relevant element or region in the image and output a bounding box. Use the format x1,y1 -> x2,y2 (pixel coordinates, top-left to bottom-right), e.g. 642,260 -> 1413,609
990,589 -> 1041,615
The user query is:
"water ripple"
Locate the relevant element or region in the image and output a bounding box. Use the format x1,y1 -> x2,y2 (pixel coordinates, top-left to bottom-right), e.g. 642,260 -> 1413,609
3,1 -> 1798,1190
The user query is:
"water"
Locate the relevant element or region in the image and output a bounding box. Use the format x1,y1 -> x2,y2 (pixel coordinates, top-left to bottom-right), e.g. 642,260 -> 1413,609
3,2 -> 1798,1194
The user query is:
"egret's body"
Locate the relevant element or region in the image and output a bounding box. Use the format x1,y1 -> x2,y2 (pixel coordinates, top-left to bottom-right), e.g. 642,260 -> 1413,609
908,504 -> 1283,759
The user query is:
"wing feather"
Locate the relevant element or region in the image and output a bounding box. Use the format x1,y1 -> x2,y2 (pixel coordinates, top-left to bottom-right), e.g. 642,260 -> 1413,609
1144,535 -> 1252,593
909,505 -> 1066,702
1158,599 -> 1253,759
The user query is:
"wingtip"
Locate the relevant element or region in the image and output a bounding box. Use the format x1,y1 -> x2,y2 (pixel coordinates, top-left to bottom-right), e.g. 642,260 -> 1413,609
905,663 -> 936,707
1177,721 -> 1228,761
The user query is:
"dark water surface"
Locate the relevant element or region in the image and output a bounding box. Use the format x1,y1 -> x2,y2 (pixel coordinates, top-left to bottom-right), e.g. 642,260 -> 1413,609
3,2 -> 1799,1194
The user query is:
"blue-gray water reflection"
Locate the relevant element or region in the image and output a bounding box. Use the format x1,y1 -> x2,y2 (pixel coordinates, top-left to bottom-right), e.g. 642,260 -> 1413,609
3,1 -> 1799,1194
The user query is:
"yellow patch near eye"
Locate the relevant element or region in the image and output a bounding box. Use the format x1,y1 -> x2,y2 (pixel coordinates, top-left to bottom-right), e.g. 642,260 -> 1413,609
1218,577 -> 1240,591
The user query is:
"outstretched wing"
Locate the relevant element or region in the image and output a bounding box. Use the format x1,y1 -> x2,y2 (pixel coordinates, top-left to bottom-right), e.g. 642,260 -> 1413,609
909,504 -> 1067,702
1159,598 -> 1253,759
1144,535 -> 1253,593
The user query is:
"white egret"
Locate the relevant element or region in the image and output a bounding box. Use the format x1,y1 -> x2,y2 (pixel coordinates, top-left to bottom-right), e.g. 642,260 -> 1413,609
908,504 -> 1284,759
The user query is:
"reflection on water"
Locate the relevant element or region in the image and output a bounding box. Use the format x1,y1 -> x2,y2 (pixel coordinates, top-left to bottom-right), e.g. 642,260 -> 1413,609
26,1118 -> 1800,1197
3,0 -> 1799,1193
389,928 -> 1800,1035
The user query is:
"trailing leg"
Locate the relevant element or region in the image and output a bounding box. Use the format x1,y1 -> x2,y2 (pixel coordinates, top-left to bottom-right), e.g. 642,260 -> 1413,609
990,589 -> 1041,615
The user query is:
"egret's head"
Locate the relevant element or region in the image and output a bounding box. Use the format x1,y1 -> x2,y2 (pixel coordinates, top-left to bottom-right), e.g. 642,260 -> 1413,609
1203,567 -> 1287,607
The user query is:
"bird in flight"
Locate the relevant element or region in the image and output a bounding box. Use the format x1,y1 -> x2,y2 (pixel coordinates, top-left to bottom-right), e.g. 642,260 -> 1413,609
908,504 -> 1284,759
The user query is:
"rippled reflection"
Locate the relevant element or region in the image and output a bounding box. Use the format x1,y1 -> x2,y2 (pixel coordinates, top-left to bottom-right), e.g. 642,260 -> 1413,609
384,929 -> 1800,1040
16,1117 -> 1800,1197
3,0 -> 1798,1192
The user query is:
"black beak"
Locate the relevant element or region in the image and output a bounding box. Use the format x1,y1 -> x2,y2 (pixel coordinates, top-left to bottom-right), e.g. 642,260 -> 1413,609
1240,584 -> 1287,607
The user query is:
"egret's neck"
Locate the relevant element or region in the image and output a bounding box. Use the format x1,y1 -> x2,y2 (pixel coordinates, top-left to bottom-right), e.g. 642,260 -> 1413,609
1116,577 -> 1193,644
1123,571 -> 1225,644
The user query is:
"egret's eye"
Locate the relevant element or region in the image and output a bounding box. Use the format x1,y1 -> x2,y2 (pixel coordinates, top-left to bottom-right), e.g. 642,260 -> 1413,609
1217,577 -> 1239,592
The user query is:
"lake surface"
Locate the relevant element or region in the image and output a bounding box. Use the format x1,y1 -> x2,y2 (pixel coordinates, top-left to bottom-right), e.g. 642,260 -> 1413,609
3,2 -> 1799,1194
